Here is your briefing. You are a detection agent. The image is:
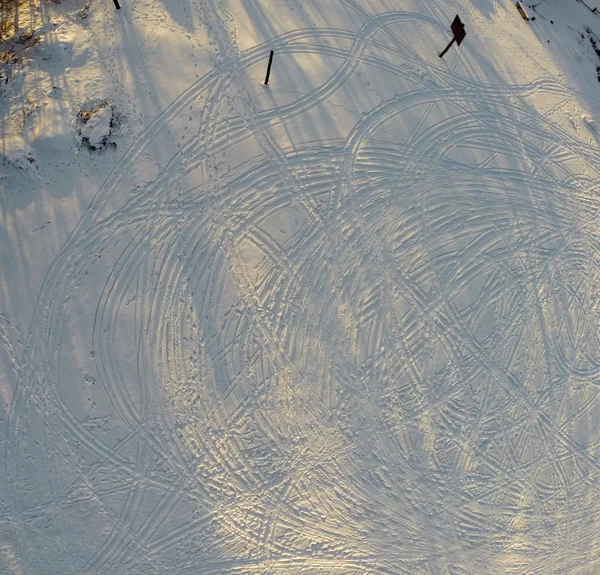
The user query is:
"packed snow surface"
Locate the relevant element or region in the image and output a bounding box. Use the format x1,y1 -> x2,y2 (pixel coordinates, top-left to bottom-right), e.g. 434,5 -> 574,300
2,0 -> 600,573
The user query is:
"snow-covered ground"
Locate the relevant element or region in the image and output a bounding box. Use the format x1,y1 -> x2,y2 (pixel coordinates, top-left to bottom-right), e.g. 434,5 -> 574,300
2,0 -> 600,573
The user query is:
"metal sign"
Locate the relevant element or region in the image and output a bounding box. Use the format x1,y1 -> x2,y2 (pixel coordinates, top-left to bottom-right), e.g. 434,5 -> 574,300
451,15 -> 466,46
439,15 -> 466,58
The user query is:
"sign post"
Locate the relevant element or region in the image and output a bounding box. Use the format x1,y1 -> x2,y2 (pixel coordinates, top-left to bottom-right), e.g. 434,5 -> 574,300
264,51 -> 274,85
439,15 -> 466,58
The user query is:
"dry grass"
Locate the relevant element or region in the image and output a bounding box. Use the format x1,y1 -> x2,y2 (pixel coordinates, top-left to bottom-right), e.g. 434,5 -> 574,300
0,0 -> 47,43
0,49 -> 17,63
0,0 -> 22,42
77,100 -> 109,123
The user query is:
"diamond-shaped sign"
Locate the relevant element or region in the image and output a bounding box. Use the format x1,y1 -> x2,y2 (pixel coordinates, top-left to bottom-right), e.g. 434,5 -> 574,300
439,14 -> 467,58
451,15 -> 466,46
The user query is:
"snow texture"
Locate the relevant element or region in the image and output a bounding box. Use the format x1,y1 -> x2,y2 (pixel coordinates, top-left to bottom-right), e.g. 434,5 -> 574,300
2,0 -> 600,574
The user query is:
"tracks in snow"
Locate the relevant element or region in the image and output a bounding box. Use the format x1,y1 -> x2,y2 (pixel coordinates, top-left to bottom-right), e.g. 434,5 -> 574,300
5,4 -> 600,575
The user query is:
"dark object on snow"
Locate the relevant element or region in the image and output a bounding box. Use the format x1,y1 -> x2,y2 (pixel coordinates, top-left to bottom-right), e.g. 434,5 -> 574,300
588,31 -> 600,59
578,0 -> 598,14
516,2 -> 529,21
439,15 -> 466,58
451,15 -> 466,45
113,0 -> 121,9
264,50 -> 274,85
575,0 -> 599,14
531,16 -> 536,21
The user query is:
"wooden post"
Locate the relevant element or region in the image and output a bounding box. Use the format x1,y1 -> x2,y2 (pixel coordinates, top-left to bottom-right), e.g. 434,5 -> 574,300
439,37 -> 456,58
264,51 -> 274,85
515,3 -> 529,21
113,0 -> 121,9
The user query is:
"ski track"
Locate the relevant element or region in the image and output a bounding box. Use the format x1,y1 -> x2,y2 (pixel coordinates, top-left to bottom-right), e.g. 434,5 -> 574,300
5,3 -> 600,574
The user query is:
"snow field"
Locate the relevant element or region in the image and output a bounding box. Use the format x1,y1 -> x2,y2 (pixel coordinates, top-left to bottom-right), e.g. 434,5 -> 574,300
2,0 -> 600,573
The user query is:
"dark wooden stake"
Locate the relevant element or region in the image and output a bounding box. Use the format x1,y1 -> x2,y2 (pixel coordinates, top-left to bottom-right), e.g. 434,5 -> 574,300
515,2 -> 529,21
439,37 -> 456,58
264,51 -> 274,85
113,0 -> 121,9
